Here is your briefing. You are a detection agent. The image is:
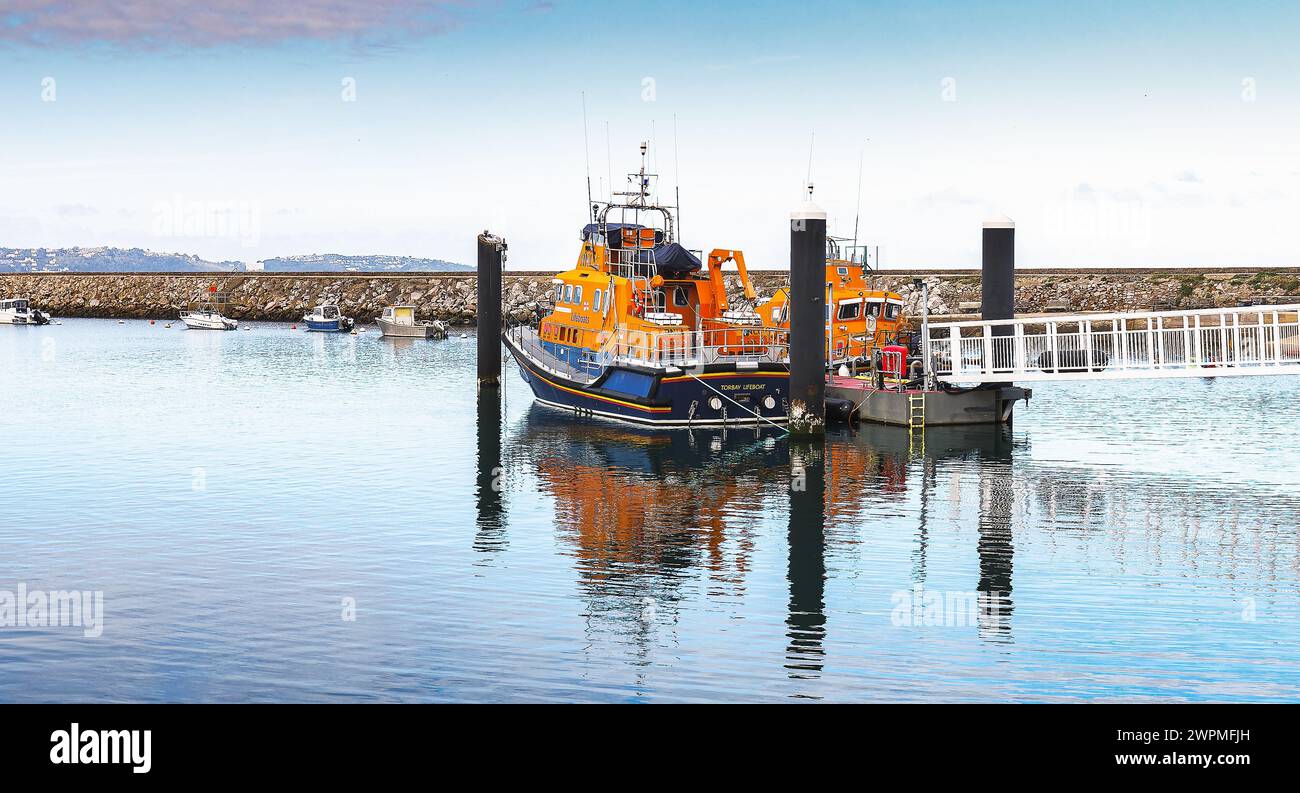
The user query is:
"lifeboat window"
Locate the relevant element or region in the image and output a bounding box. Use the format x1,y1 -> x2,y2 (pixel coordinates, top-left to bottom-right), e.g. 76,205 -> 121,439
867,302 -> 881,317
554,285 -> 562,303
573,286 -> 583,307
837,302 -> 861,321
673,286 -> 690,307
603,370 -> 655,398
885,304 -> 901,320
563,285 -> 573,304
593,289 -> 602,311
837,267 -> 849,276
779,306 -> 788,324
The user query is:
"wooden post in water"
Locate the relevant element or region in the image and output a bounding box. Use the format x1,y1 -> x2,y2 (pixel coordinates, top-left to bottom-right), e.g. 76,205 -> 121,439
788,192 -> 827,436
477,231 -> 506,389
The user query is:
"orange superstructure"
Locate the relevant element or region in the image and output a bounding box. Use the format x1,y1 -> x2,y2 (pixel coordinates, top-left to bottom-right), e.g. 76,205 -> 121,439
503,143 -> 790,427
756,236 -> 908,367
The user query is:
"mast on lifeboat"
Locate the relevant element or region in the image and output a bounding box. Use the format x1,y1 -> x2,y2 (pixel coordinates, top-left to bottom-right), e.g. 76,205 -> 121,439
613,141 -> 653,208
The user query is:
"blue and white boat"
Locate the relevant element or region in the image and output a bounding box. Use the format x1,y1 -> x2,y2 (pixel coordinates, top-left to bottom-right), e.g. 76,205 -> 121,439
303,304 -> 355,333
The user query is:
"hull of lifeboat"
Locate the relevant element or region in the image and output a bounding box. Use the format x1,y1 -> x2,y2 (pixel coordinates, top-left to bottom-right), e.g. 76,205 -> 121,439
504,332 -> 789,427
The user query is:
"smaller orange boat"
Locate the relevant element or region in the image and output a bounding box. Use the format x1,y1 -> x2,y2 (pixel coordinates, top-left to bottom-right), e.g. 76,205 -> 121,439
755,235 -> 908,368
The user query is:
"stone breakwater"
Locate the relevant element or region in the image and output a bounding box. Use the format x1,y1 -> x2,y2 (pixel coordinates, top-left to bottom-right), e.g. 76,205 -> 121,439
3,269 -> 1300,324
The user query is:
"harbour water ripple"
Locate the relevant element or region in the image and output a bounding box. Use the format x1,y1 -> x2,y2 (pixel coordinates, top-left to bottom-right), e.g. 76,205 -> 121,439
2,320 -> 1298,702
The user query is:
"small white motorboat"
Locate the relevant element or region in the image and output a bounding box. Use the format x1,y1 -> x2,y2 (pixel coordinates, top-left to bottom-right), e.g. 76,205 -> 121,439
180,292 -> 238,330
303,303 -> 355,333
0,298 -> 52,325
375,305 -> 447,339
180,308 -> 238,330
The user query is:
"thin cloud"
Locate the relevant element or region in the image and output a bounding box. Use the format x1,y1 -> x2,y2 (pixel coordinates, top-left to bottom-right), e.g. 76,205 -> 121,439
0,1 -> 473,50
54,203 -> 99,217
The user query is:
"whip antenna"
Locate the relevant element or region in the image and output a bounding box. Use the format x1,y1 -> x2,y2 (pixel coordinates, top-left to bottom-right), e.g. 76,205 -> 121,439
581,92 -> 594,222
852,148 -> 863,252
673,114 -> 682,239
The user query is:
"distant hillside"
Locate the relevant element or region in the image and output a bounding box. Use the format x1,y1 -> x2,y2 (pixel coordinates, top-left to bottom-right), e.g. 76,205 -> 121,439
256,254 -> 471,272
1,247 -> 241,272
0,247 -> 472,273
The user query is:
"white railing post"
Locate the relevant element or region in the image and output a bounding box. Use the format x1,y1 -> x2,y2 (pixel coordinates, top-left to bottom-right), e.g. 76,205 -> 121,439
1048,322 -> 1059,372
1156,317 -> 1166,368
949,326 -> 961,375
1188,315 -> 1198,365
1231,312 -> 1241,366
1146,318 -> 1155,368
1014,323 -> 1026,374
981,324 -> 993,375
1083,320 -> 1094,372
1273,311 -> 1283,364
1219,313 -> 1229,365
1257,311 -> 1267,364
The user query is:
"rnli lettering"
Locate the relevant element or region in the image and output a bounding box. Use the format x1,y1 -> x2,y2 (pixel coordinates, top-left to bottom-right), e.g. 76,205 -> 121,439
571,314 -> 591,324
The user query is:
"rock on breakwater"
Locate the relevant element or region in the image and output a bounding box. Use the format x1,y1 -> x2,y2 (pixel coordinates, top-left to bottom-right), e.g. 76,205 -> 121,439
3,269 -> 1300,324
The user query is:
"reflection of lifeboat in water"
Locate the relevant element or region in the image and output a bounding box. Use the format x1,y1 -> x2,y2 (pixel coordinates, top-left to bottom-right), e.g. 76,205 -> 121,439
756,236 -> 908,368
518,406 -> 787,580
502,144 -> 789,427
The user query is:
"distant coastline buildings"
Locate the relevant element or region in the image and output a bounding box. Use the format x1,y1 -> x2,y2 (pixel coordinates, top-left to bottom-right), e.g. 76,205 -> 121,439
0,247 -> 470,273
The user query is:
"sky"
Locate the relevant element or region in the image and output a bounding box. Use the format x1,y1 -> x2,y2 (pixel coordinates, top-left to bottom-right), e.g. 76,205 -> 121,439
1,0 -> 1299,270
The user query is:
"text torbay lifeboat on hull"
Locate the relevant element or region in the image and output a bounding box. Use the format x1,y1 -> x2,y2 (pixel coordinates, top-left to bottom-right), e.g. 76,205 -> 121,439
502,146 -> 790,427
755,236 -> 908,367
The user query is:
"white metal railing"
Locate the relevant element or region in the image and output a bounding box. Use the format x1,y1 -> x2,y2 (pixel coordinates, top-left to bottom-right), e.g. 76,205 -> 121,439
604,247 -> 655,282
925,304 -> 1300,383
506,325 -> 605,383
613,324 -> 788,368
507,322 -> 788,378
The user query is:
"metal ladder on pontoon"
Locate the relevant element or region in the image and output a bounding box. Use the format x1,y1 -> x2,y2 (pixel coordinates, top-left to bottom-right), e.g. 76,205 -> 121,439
908,392 -> 926,457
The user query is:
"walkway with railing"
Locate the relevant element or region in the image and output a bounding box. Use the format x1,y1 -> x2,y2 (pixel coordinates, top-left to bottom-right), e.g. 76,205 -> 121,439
924,304 -> 1300,383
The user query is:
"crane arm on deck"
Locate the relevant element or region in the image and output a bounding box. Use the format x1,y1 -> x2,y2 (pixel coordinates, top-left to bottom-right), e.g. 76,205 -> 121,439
707,249 -> 758,312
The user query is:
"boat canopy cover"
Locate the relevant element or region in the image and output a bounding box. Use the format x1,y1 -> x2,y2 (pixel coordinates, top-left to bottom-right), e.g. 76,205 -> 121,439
580,223 -> 699,275
582,223 -> 644,246
637,242 -> 701,276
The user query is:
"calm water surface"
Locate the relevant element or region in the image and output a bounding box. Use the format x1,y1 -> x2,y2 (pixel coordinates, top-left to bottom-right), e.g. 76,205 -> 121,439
2,319 -> 1299,702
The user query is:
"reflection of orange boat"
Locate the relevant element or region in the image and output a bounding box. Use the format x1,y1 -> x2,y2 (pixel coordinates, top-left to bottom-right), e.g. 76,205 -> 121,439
518,407 -> 787,583
756,236 -> 908,367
